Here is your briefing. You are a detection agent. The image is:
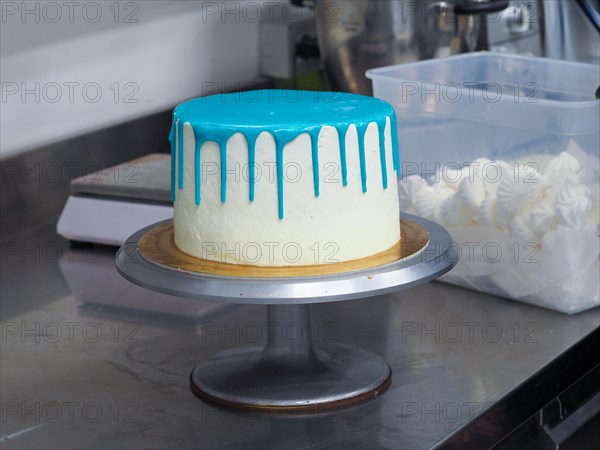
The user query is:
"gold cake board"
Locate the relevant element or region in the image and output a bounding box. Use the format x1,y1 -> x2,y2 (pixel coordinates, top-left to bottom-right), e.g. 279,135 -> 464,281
138,218 -> 429,278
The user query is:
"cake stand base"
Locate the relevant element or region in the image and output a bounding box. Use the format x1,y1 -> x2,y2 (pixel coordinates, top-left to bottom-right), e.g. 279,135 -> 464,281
189,304 -> 390,411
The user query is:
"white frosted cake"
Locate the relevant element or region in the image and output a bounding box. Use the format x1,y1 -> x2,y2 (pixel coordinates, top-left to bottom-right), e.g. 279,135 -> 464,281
169,89 -> 401,266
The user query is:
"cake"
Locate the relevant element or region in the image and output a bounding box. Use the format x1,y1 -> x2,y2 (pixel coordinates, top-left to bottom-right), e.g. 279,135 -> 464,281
169,89 -> 400,266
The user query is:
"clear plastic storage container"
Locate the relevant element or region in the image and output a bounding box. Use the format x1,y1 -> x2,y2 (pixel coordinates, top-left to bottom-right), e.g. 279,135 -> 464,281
367,53 -> 600,314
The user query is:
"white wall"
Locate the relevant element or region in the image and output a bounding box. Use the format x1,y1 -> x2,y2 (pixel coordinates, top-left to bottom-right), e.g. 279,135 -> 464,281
1,1 -> 268,157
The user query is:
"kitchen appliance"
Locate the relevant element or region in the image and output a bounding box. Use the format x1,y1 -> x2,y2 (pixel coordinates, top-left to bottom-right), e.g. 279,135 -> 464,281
311,0 -> 519,94
57,154 -> 173,245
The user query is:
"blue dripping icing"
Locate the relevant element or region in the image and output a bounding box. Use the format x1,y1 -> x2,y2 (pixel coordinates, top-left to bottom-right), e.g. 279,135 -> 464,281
218,138 -> 227,203
168,121 -> 176,202
171,90 -> 398,218
337,125 -> 348,186
243,130 -> 261,202
275,138 -> 284,219
193,127 -> 203,206
177,119 -> 184,190
248,139 -> 256,201
390,113 -> 400,175
356,123 -> 368,193
377,117 -> 388,189
309,128 -> 320,197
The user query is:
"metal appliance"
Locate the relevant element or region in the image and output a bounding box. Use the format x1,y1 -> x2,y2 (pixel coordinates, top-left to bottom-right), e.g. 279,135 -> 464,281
57,154 -> 173,245
313,0 -> 512,93
301,0 -> 545,94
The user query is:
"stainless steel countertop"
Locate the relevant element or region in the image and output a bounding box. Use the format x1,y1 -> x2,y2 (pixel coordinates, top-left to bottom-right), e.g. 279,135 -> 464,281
2,223 -> 599,449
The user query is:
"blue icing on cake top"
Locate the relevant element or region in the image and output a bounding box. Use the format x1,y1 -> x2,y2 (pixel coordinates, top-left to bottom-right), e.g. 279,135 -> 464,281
169,89 -> 400,218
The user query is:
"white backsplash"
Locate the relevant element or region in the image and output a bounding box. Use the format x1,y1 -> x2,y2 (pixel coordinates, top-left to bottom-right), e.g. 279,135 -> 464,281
1,1 -> 267,157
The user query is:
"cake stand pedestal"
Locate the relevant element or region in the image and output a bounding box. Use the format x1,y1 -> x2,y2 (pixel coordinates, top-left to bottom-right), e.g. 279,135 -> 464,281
116,214 -> 457,411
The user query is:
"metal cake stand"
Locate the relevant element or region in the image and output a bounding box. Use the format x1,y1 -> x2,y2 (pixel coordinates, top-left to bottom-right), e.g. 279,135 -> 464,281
116,214 -> 457,411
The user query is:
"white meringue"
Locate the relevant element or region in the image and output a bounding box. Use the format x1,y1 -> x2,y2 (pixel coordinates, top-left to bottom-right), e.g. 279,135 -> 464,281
545,151 -> 581,175
527,199 -> 557,236
496,164 -> 546,219
400,147 -> 599,315
405,151 -> 598,240
415,186 -> 446,220
436,165 -> 463,190
457,175 -> 486,211
510,215 -> 537,244
470,158 -> 493,179
477,197 -> 497,227
485,160 -> 511,195
555,181 -> 593,231
495,208 -> 513,229
439,194 -> 472,227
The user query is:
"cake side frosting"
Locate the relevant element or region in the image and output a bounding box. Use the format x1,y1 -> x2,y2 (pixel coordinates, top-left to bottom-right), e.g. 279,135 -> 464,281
170,89 -> 401,266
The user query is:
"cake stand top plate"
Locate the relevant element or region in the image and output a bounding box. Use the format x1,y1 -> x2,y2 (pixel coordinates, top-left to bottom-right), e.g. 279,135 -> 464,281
115,214 -> 457,304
